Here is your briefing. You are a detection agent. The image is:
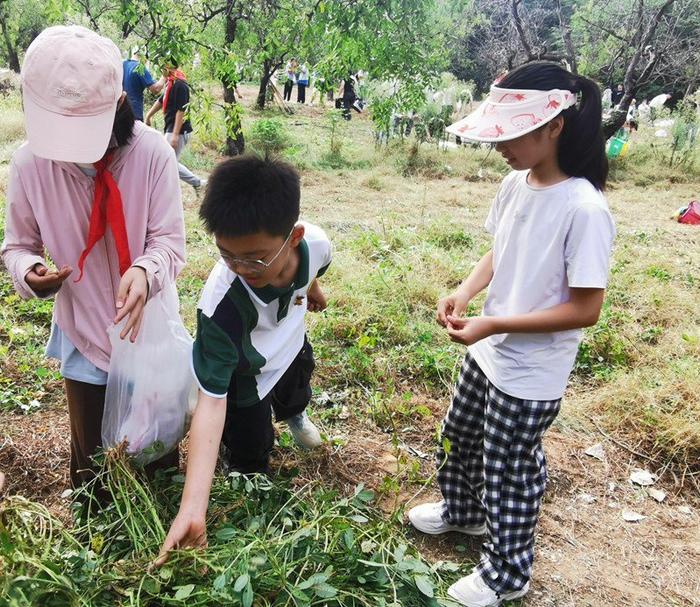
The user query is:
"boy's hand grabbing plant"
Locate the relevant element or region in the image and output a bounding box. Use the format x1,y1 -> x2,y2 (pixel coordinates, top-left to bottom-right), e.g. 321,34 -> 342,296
155,508 -> 207,566
306,279 -> 327,312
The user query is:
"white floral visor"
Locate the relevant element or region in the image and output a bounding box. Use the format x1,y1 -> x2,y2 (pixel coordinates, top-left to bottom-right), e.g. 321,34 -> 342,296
446,86 -> 577,143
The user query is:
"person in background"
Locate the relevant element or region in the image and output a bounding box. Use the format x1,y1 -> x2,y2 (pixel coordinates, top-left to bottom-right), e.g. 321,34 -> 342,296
145,62 -> 206,192
337,72 -> 360,121
283,58 -> 297,102
1,26 -> 186,490
122,52 -> 165,121
297,62 -> 309,104
612,83 -> 624,106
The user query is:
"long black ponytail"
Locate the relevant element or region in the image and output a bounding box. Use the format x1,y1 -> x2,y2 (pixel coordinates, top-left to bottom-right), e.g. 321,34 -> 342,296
498,62 -> 608,191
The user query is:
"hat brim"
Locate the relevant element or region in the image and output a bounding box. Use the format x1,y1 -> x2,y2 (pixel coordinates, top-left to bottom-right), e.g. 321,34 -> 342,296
446,95 -> 568,144
23,93 -> 117,163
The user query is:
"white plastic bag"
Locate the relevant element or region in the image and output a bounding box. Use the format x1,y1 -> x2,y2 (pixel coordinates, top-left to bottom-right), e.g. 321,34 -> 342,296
102,283 -> 194,465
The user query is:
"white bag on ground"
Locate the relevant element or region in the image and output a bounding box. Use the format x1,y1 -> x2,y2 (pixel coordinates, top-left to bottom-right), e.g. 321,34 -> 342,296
102,283 -> 194,465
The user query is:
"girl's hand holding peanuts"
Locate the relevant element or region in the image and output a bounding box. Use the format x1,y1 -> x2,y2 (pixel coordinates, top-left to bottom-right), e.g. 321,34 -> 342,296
436,292 -> 471,327
25,263 -> 73,295
445,314 -> 496,346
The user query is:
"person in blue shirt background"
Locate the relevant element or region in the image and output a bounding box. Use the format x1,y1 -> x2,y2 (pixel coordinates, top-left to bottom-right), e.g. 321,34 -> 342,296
123,53 -> 165,121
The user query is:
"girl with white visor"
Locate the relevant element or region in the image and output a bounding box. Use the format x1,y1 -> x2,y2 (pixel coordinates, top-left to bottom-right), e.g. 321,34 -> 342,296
409,62 -> 615,607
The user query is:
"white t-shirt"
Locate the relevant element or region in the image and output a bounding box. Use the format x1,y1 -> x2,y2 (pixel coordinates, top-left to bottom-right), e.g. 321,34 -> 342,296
298,65 -> 309,84
469,171 -> 615,401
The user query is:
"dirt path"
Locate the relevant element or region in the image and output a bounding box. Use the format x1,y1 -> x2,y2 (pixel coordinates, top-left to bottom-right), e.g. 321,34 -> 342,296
1,404 -> 697,606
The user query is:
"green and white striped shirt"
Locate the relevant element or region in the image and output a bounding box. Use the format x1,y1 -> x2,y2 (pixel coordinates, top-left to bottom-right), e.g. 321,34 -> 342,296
192,221 -> 332,405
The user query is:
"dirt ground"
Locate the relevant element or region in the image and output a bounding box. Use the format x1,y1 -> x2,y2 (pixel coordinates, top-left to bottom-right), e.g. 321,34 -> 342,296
2,397 -> 698,606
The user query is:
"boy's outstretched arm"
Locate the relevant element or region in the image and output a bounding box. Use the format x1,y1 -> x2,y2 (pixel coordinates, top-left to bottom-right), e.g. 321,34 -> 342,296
436,250 -> 493,327
155,391 -> 226,566
446,287 -> 605,346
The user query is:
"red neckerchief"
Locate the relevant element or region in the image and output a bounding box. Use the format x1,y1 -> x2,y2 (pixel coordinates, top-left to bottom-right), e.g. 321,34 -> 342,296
75,150 -> 132,282
162,69 -> 187,112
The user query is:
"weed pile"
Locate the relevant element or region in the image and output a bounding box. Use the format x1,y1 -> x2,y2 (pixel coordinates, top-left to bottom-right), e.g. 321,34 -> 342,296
0,450 -> 463,606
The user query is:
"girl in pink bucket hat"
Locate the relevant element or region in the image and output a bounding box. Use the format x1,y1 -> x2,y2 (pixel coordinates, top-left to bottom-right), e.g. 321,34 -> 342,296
1,25 -> 186,490
407,62 -> 615,607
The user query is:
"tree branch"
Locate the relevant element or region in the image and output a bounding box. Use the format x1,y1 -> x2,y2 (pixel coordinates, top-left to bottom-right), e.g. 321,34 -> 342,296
511,0 -> 533,58
577,14 -> 630,44
75,0 -> 100,30
555,0 -> 578,73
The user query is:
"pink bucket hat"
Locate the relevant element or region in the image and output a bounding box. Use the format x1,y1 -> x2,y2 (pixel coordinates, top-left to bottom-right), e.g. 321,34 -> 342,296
21,25 -> 123,163
446,85 -> 577,143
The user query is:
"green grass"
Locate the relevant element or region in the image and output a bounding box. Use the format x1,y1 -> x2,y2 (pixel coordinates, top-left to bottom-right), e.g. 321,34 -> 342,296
0,452 -> 467,606
2,86 -> 700,468
0,83 -> 699,505
0,270 -> 63,414
308,224 -> 476,398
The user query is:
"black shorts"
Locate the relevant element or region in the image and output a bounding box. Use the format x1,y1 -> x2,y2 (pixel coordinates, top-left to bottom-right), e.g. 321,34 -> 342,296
221,336 -> 315,474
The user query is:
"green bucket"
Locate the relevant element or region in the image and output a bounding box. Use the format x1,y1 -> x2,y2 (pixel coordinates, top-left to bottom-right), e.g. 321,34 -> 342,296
607,136 -> 626,158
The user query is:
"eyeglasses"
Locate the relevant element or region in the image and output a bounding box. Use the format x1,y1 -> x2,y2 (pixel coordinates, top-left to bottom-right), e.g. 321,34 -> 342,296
217,228 -> 294,276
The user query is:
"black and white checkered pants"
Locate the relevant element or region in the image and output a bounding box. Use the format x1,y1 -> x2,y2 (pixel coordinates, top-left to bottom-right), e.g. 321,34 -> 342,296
436,350 -> 561,594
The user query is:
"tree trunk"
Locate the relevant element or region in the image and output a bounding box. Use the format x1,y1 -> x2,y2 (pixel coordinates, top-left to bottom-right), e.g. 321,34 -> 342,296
223,2 -> 244,156
602,0 -> 676,139
223,82 -> 245,156
0,12 -> 20,73
602,106 -> 629,140
256,60 -> 273,110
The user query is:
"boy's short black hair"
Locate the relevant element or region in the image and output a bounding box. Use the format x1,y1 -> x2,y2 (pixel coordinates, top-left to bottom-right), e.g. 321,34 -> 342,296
199,155 -> 300,238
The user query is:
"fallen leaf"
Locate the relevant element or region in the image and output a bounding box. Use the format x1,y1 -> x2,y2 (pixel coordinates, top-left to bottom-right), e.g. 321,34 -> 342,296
316,391 -> 332,406
629,469 -> 656,486
648,488 -> 666,503
622,510 -> 646,523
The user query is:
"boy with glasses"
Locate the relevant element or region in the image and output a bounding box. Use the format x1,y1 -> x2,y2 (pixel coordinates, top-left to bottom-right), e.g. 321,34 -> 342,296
158,155 -> 331,558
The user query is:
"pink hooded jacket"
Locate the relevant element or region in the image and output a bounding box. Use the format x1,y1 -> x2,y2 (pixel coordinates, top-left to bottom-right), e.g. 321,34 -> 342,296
2,121 -> 186,371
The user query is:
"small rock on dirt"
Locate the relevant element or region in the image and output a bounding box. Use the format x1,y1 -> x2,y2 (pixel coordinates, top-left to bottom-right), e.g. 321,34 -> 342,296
629,469 -> 656,486
622,509 -> 646,522
584,443 -> 606,461
648,488 -> 666,503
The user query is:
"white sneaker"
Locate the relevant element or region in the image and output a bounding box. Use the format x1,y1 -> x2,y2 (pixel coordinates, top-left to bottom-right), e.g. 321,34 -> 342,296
448,571 -> 529,607
286,412 -> 322,448
407,502 -> 487,536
